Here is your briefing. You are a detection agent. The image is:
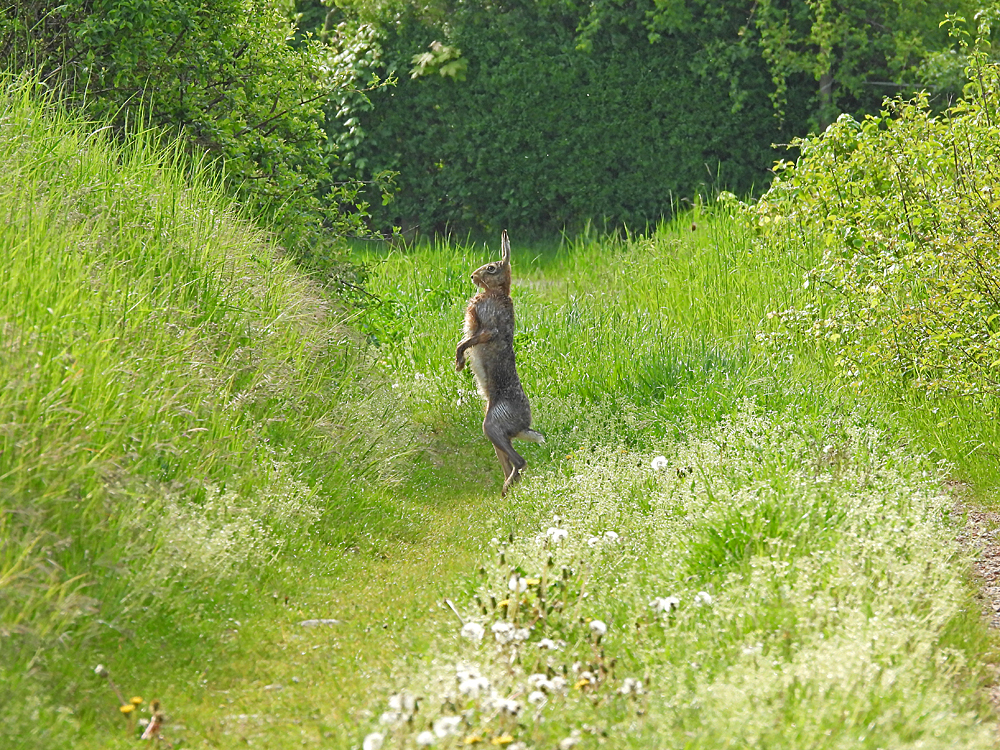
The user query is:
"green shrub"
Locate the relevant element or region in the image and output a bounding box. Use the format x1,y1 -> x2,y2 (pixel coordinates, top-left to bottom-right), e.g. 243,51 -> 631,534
756,20 -> 1000,400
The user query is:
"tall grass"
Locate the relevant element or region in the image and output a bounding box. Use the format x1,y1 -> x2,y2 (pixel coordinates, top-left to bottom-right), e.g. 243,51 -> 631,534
350,207 -> 996,748
2,74 -> 996,749
0,76 -> 418,746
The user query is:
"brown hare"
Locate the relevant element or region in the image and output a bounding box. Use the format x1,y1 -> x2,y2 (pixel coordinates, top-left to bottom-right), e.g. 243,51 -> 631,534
456,230 -> 544,495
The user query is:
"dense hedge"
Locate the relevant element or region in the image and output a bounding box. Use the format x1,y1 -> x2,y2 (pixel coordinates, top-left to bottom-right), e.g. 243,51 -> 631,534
324,1 -> 814,235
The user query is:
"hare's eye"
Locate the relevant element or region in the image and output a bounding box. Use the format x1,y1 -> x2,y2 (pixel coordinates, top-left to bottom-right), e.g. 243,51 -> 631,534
487,265 -> 497,273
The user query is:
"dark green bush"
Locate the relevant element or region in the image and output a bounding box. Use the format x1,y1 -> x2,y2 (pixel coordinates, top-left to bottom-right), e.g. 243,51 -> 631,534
312,0 -> 968,236
322,0 -> 813,235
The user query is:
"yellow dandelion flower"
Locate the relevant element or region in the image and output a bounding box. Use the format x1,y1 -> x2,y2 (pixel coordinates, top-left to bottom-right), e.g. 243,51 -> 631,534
573,678 -> 591,690
119,704 -> 135,714
497,599 -> 510,607
464,735 -> 483,745
491,735 -> 515,746
524,578 -> 540,586
130,696 -> 143,705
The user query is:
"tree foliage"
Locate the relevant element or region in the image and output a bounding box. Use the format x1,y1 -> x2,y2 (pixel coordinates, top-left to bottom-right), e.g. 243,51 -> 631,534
1,0 -> 392,254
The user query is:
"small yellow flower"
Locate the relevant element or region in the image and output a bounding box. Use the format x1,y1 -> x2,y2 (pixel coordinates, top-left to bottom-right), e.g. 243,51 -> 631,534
130,696 -> 143,705
524,578 -> 540,586
119,704 -> 135,714
497,599 -> 510,607
573,678 -> 591,690
491,735 -> 515,746
464,735 -> 483,745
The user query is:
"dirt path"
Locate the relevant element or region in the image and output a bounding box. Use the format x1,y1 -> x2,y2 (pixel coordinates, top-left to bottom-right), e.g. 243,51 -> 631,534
957,500 -> 1000,714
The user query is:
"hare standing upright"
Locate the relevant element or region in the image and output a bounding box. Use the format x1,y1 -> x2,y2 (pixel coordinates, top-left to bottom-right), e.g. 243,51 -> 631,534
456,230 -> 544,495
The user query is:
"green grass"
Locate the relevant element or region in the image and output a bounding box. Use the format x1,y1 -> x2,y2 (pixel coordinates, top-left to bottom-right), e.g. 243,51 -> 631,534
1,76 -> 997,750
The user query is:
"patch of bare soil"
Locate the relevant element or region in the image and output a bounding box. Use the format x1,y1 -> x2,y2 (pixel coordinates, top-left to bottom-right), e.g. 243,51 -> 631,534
956,498 -> 1000,716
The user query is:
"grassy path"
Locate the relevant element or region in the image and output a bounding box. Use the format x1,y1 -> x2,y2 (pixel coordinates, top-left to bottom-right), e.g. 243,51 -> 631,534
4,80 -> 999,749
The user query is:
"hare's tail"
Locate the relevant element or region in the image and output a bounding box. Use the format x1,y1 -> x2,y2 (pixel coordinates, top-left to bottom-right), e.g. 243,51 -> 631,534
516,429 -> 546,443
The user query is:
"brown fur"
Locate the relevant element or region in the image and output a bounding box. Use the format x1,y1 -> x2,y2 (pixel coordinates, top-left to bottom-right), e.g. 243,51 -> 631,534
455,231 -> 543,495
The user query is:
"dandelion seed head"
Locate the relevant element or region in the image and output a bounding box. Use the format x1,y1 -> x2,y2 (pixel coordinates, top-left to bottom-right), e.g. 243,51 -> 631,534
545,527 -> 568,543
528,690 -> 546,705
363,732 -> 385,750
589,619 -> 607,636
416,729 -> 436,746
650,595 -> 680,613
603,530 -> 620,542
461,622 -> 485,642
508,574 -> 528,592
537,637 -> 563,650
433,716 -> 462,738
586,536 -> 601,547
694,591 -> 714,606
651,455 -> 669,470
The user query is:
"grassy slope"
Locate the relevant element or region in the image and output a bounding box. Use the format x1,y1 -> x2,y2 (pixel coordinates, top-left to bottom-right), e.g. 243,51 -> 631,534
0,79 -> 996,749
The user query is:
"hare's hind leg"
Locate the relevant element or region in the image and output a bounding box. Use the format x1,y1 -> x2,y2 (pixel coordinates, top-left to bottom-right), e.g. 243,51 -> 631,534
484,419 -> 527,497
493,444 -> 514,482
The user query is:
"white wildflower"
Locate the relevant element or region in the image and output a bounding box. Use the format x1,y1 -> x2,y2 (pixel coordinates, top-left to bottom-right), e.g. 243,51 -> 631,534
388,692 -> 416,713
458,676 -> 490,698
460,622 -> 485,642
651,455 -> 669,470
537,638 -> 563,650
528,690 -> 547,705
603,530 -> 620,542
492,621 -> 516,643
494,697 -> 521,716
508,574 -> 528,593
694,591 -> 714,606
586,536 -> 601,547
619,677 -> 644,695
378,711 -> 401,726
527,673 -> 549,688
416,730 -> 436,746
549,675 -> 568,691
433,716 -> 463,738
649,595 -> 680,614
512,627 -> 531,642
559,730 -> 582,749
589,619 -> 607,636
546,527 -> 569,543
363,733 -> 385,750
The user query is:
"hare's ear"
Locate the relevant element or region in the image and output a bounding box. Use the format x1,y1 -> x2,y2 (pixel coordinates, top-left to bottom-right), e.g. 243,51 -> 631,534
500,230 -> 511,265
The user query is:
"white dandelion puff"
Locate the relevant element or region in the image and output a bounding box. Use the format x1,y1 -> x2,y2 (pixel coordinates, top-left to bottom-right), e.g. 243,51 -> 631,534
433,716 -> 462,738
460,622 -> 485,642
650,595 -> 680,613
492,621 -> 516,643
694,591 -> 714,606
651,455 -> 669,470
528,690 -> 547,705
546,527 -> 569,543
416,730 -> 436,746
363,733 -> 385,750
589,619 -> 607,636
603,531 -> 620,543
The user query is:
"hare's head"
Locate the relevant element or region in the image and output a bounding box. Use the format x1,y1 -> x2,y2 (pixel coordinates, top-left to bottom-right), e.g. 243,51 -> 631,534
471,230 -> 512,294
